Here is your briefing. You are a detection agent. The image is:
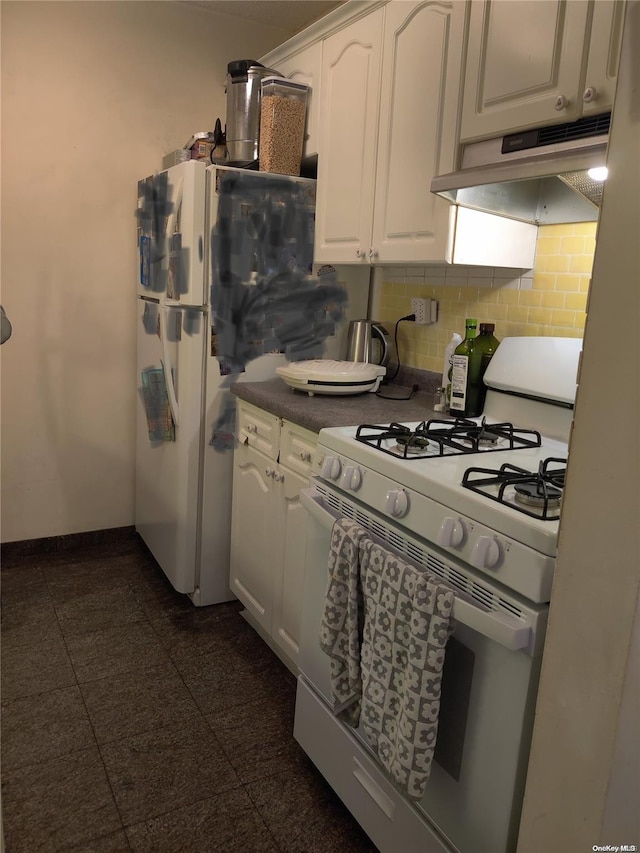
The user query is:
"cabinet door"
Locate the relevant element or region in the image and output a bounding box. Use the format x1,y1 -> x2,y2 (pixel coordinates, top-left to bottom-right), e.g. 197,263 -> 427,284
275,42 -> 323,159
271,464 -> 309,667
372,0 -> 465,263
460,0 -> 590,142
581,0 -> 625,116
229,442 -> 275,633
314,8 -> 384,264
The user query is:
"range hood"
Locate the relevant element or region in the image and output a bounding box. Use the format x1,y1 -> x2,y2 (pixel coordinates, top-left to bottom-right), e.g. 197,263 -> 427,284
431,113 -> 610,225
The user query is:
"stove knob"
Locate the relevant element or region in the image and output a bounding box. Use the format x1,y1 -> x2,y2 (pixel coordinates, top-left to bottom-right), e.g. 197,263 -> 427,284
385,489 -> 409,518
470,535 -> 501,570
340,466 -> 362,491
437,517 -> 465,548
320,455 -> 341,480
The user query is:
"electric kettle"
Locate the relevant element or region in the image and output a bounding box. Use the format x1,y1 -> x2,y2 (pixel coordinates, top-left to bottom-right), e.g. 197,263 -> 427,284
345,320 -> 390,366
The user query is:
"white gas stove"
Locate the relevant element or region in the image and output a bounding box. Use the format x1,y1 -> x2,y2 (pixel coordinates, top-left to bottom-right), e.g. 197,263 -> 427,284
310,416 -> 568,604
294,337 -> 582,853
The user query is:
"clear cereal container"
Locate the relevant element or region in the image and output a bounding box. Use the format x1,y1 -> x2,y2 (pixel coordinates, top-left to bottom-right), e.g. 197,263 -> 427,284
259,77 -> 309,176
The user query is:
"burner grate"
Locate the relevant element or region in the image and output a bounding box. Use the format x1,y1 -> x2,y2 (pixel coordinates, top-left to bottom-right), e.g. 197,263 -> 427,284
462,458 -> 567,520
355,418 -> 542,460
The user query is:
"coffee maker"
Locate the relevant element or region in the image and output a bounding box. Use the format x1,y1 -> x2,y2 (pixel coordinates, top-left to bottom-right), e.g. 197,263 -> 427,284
225,60 -> 282,167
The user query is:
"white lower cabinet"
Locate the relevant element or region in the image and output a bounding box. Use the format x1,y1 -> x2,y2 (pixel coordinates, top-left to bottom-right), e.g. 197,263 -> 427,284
230,401 -> 317,670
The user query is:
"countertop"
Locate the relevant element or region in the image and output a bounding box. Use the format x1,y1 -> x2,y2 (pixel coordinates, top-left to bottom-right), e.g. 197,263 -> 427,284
230,375 -> 444,433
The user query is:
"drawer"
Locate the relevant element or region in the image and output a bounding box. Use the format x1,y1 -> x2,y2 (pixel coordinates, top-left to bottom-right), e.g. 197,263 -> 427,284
294,677 -> 449,853
236,400 -> 280,461
279,421 -> 317,479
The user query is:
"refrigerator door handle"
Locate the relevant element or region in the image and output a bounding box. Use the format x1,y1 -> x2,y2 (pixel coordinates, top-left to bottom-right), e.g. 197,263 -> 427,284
160,306 -> 180,427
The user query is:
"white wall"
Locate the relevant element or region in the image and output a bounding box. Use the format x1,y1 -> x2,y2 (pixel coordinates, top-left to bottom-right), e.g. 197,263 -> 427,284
517,1 -> 640,848
1,1 -> 289,542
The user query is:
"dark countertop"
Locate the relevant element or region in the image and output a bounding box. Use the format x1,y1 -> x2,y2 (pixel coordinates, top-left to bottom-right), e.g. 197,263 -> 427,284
230,376 -> 444,433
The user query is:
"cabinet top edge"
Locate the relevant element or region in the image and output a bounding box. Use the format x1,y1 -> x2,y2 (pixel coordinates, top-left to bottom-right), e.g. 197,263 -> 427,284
260,0 -> 388,63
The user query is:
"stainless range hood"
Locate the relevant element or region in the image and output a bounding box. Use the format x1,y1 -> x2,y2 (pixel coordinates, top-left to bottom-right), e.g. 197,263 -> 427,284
431,113 -> 610,225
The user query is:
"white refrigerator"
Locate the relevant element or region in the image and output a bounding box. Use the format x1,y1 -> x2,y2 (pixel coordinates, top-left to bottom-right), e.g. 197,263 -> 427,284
135,160 -> 350,606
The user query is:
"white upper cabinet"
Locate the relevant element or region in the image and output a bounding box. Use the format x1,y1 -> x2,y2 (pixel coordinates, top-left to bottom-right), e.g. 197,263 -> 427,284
371,0 -> 465,263
582,0 -> 626,117
315,1 -> 467,265
314,9 -> 385,264
460,0 -> 624,143
265,41 -> 323,158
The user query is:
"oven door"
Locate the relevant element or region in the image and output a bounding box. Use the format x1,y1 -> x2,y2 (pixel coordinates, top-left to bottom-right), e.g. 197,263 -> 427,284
295,482 -> 547,853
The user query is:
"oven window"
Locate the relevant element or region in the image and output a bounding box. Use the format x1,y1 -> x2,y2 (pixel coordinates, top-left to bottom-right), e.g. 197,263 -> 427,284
434,636 -> 475,782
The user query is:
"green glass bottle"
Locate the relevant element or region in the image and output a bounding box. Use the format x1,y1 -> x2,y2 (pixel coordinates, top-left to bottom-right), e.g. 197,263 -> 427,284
449,318 -> 477,417
467,323 -> 501,415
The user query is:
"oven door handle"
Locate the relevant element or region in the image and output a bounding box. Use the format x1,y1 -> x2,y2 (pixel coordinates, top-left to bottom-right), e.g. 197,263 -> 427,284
300,488 -> 532,653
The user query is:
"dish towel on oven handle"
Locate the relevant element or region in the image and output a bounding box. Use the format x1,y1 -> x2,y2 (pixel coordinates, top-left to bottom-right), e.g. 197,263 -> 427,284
319,518 -> 369,726
319,517 -> 456,799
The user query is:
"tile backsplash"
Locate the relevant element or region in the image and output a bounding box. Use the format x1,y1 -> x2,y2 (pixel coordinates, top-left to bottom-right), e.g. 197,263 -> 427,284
378,222 -> 596,375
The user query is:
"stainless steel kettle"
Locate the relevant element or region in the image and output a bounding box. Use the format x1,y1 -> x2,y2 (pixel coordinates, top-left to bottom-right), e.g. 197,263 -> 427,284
345,320 -> 390,366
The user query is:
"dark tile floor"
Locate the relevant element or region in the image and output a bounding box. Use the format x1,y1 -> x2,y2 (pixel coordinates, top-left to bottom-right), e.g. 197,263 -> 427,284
1,533 -> 378,853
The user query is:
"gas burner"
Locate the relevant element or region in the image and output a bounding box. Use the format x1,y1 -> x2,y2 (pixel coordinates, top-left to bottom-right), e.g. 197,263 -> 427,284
514,482 -> 563,509
462,458 -> 567,520
395,434 -> 431,455
354,418 -> 542,460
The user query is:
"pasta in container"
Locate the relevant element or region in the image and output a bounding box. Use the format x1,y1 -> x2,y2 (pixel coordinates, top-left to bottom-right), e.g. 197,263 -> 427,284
259,78 -> 309,176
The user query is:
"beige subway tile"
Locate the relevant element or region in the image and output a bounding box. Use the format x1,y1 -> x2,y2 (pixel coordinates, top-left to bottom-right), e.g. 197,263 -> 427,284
490,303 -> 509,320
572,222 -> 598,237
585,236 -> 597,255
579,275 -> 591,292
532,272 -> 556,290
546,254 -> 571,273
458,286 -> 479,301
565,292 -> 588,310
518,290 -> 544,307
497,288 -> 521,304
574,313 -> 587,330
478,288 -> 500,303
474,302 -> 491,318
538,224 -> 569,238
507,305 -> 529,323
539,291 -> 565,308
535,236 -> 563,255
560,236 -> 586,254
550,308 -> 576,327
528,306 -> 553,324
569,254 -> 594,274
555,273 -> 582,292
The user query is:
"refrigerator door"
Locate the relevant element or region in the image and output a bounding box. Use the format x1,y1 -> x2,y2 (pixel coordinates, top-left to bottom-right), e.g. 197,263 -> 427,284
135,298 -> 206,594
137,160 -> 207,306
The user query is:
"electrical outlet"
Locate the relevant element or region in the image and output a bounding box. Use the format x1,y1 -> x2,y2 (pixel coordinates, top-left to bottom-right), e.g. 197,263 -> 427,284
411,297 -> 429,324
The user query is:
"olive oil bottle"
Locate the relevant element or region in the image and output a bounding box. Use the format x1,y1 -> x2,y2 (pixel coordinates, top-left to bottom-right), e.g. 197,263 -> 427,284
470,323 -> 501,414
449,318 -> 477,417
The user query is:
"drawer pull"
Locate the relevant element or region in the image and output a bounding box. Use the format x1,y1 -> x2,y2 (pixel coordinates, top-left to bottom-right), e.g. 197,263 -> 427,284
246,423 -> 257,433
352,758 -> 395,820
298,450 -> 311,462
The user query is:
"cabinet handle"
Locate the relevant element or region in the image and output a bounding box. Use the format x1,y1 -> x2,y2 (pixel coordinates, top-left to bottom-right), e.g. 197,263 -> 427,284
265,467 -> 275,478
274,472 -> 284,483
356,248 -> 365,259
583,86 -> 597,103
554,94 -> 570,111
298,450 -> 311,462
369,247 -> 378,259
246,423 -> 257,433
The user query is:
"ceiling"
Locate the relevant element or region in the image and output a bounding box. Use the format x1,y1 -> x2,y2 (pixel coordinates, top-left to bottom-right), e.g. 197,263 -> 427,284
180,1 -> 346,36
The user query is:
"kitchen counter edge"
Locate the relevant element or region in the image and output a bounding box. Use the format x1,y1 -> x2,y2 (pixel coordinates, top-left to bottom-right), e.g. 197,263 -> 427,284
230,375 -> 444,433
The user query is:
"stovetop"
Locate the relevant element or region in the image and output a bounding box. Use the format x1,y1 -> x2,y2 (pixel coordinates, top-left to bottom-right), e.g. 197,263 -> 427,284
314,418 -> 570,559
354,417 -> 544,459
